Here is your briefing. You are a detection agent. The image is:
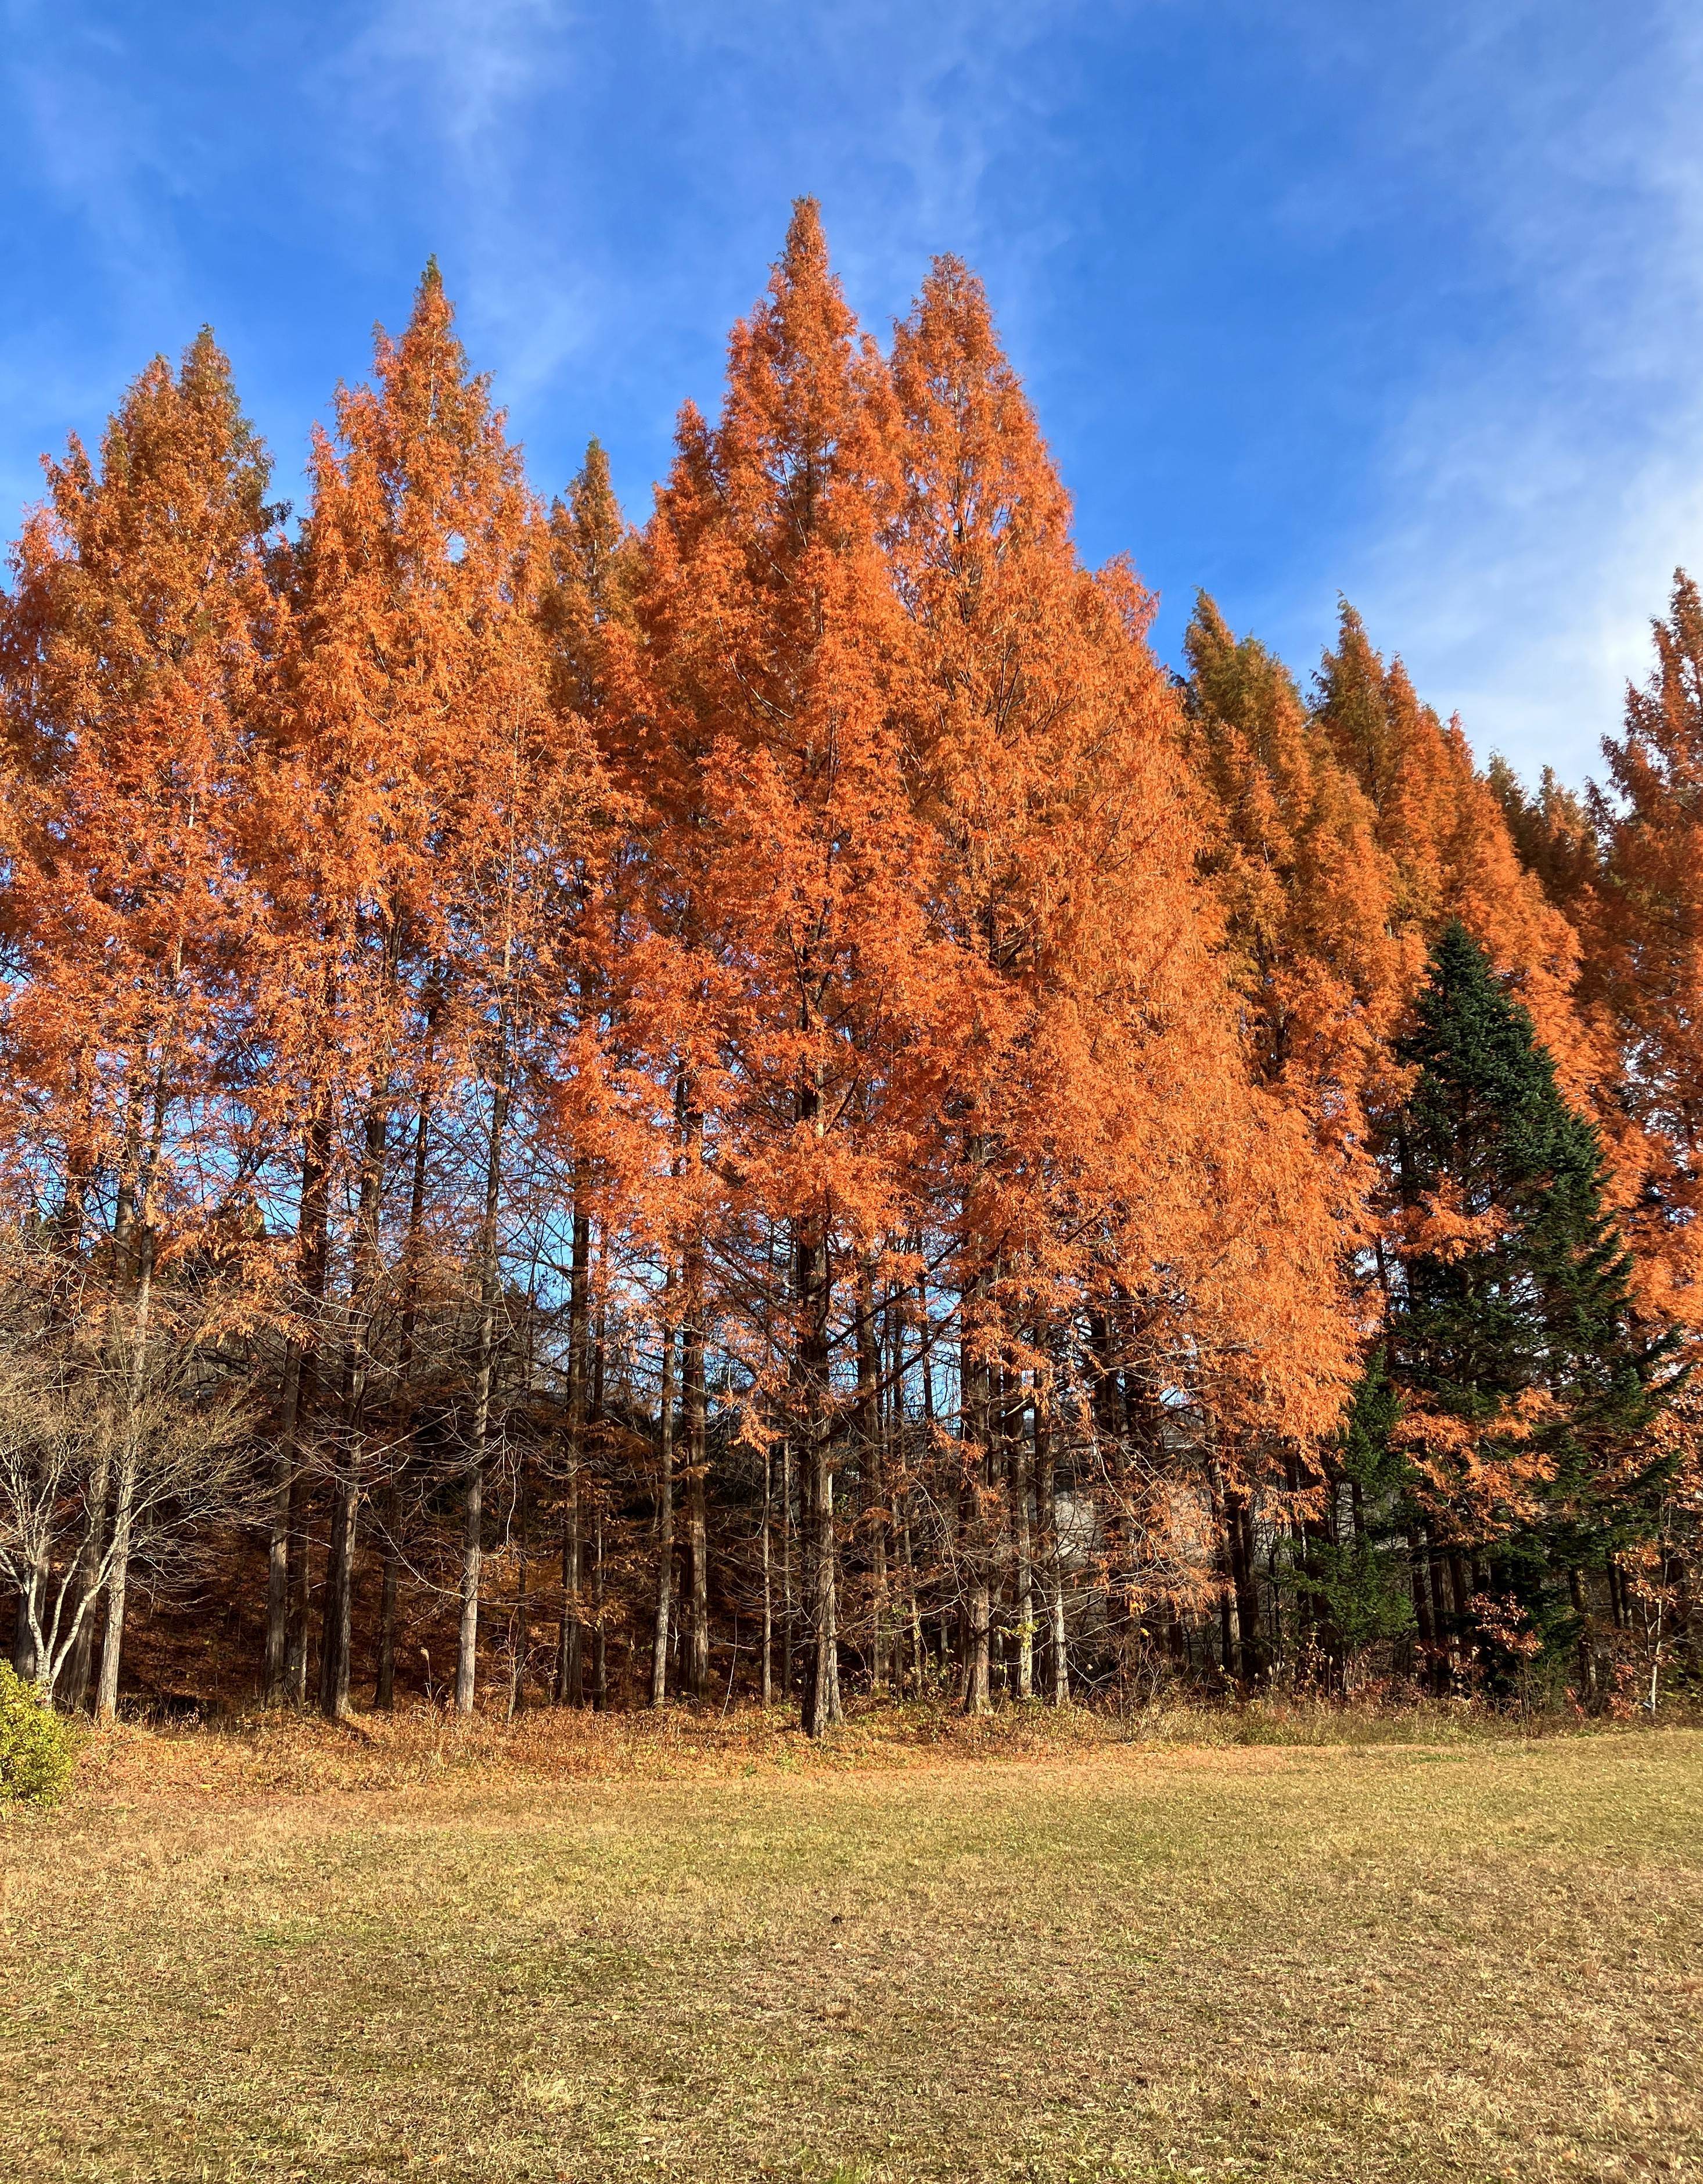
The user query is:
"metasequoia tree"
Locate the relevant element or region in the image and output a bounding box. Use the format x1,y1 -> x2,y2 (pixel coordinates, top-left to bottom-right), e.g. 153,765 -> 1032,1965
1184,596 -> 1411,1172
537,439 -> 644,1708
888,263 -> 1359,1700
1488,758 -> 1600,925
1312,604 -> 1594,1101
616,203 -> 968,1732
255,264 -> 604,1718
0,332 -> 274,1714
1591,573 -> 1703,1316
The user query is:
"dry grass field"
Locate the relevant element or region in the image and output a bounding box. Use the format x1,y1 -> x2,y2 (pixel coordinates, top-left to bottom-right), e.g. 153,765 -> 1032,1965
3,1713 -> 1700,2183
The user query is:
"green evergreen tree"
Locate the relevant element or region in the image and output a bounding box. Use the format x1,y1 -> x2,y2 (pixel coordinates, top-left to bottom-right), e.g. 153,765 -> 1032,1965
1384,920 -> 1682,1687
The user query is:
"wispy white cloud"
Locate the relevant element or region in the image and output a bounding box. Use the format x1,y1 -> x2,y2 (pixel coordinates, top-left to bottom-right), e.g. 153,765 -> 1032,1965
1304,0 -> 1703,783
310,0 -> 605,409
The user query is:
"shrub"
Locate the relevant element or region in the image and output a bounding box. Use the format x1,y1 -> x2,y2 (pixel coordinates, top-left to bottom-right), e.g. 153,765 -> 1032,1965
0,1660 -> 77,1807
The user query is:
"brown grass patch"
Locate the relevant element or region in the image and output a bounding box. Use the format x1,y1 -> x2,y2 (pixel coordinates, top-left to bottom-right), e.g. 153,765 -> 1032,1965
5,1721 -> 1699,2181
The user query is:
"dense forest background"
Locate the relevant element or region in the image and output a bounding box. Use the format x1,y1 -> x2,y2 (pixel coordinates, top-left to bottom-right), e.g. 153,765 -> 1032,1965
2,202 -> 1698,1729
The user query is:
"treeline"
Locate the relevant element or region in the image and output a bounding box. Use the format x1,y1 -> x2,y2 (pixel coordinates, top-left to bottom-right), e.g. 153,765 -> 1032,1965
1,203 -> 1697,1727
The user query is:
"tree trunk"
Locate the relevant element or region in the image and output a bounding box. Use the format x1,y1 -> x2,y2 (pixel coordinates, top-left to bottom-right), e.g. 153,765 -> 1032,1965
264,1352 -> 299,1708
591,1502 -> 608,1711
650,1305 -> 677,1707
375,1478 -> 400,1711
95,1216 -> 157,1726
94,1033 -> 178,1731
1409,1528 -> 1436,1665
795,1195 -> 842,1736
683,1251 -> 709,1702
781,1435 -> 794,1699
761,1440 -> 774,1707
961,1582 -> 991,1714
958,1264 -> 994,1718
321,1085 -> 391,1720
375,1075 -> 432,1714
800,1417 -> 842,1734
12,1554 -> 45,1682
1013,1382 -> 1033,1701
1224,1482 -> 1263,1684
509,1454 -> 531,1716
856,1259 -> 887,1697
557,1186 -> 591,1704
1422,1531 -> 1449,1693
318,1481 -> 358,1719
271,1111 -> 330,1708
456,1053 -> 509,1717
1568,1566 -> 1600,1709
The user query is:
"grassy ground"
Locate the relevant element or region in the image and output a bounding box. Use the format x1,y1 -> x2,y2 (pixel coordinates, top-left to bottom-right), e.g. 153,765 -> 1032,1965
3,1714 -> 1700,2182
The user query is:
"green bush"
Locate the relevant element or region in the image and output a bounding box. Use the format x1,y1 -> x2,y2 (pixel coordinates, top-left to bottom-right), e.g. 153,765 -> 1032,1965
0,1660 -> 77,1807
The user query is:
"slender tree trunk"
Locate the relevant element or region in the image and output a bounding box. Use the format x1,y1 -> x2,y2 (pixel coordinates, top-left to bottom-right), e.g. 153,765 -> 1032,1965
961,1578 -> 991,1714
1568,1566 -> 1600,1709
796,1200 -> 842,1736
318,1482 -> 358,1719
11,1557 -> 44,1681
856,1259 -> 887,1697
273,1111 -> 329,1709
781,1435 -> 794,1699
557,1183 -> 591,1704
375,1478 -> 400,1711
94,1042 -> 177,1731
650,1303 -> 677,1707
683,1248 -> 709,1702
264,1352 -> 300,1708
1446,1551 -> 1471,1687
761,1440 -> 774,1707
903,1499 -> 925,1696
95,1222 -> 157,1726
959,1258 -> 993,1718
1223,1481 -> 1262,1684
1014,1385 -> 1034,1701
510,1453 -> 531,1716
591,1500 -> 608,1711
456,1051 -> 509,1718
800,1415 -> 842,1734
376,1075 -> 433,1712
321,1084 -> 391,1720
1409,1528 -> 1436,1666
591,1291 -> 608,1709
41,1121 -> 92,1701
1426,1535 -> 1450,1694
68,1101 -> 145,1713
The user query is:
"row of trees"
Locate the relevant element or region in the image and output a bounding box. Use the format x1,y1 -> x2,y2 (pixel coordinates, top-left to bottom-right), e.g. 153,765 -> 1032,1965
1,204 -> 1697,1726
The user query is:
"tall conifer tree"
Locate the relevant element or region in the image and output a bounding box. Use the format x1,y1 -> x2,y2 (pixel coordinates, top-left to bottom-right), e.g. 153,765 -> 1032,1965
0,332 -> 275,1713
1382,921 -> 1681,1683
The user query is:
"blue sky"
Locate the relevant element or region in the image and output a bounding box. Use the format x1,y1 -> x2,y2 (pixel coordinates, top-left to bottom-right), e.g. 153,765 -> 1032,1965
3,1 -> 1701,786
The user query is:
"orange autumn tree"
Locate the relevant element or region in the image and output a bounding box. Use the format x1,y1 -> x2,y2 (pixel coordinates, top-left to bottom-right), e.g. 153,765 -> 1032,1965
1312,603 -> 1593,1098
1584,574 -> 1703,1611
891,263 -> 1359,1697
0,332 -> 275,1712
1183,595 -> 1411,1177
1591,572 -> 1703,1319
256,263 -> 605,1717
534,436 -> 642,1708
615,202 -> 969,1733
